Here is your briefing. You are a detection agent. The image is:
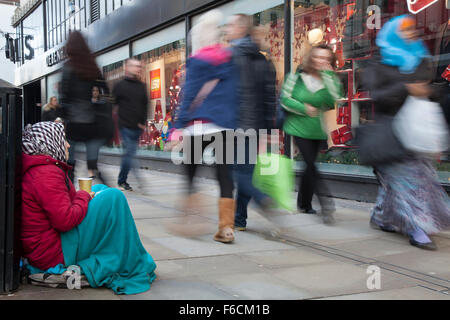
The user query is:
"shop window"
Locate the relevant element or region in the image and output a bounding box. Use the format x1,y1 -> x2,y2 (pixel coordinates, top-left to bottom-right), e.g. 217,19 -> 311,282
290,0 -> 449,172
106,0 -> 113,15
23,3 -> 44,60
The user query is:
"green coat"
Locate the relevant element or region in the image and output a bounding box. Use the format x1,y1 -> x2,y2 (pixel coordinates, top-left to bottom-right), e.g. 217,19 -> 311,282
281,70 -> 342,140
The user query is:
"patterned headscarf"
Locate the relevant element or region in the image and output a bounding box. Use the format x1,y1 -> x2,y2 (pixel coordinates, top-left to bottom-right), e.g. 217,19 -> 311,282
22,121 -> 66,162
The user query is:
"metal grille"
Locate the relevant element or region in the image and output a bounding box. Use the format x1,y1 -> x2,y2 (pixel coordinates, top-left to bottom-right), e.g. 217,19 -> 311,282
90,0 -> 100,23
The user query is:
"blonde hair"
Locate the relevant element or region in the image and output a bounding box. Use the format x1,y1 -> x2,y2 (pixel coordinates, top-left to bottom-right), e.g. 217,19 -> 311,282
43,96 -> 58,111
190,10 -> 224,54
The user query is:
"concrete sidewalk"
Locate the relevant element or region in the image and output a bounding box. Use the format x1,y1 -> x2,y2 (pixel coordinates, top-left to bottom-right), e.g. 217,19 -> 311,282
2,162 -> 450,300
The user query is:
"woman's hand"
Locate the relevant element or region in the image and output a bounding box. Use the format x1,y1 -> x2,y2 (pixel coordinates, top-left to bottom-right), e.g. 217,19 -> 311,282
305,103 -> 320,117
406,82 -> 431,97
89,192 -> 96,199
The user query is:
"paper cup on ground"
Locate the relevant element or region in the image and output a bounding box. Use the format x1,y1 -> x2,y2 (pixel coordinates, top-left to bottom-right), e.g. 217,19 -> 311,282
78,178 -> 93,193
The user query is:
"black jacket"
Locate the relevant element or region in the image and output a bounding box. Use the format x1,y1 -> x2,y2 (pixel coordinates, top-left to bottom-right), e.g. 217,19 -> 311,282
231,36 -> 276,131
363,57 -> 440,117
42,107 -> 63,122
92,99 -> 114,141
112,77 -> 148,130
59,63 -> 108,141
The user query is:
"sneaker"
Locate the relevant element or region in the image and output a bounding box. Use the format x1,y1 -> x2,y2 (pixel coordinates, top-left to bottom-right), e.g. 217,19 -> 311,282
118,182 -> 133,191
234,226 -> 247,231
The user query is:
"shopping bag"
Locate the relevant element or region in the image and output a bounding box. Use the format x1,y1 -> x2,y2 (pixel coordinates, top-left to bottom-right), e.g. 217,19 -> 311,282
252,153 -> 295,211
393,96 -> 449,155
355,115 -> 410,166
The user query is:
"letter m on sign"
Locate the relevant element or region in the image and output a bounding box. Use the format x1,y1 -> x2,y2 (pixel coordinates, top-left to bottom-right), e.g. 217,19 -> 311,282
407,0 -> 439,14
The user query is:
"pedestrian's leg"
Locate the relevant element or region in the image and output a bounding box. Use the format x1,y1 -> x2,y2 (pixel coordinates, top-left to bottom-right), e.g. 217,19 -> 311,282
86,139 -> 105,176
118,129 -> 133,186
235,189 -> 251,229
214,131 -> 235,243
295,137 -> 317,211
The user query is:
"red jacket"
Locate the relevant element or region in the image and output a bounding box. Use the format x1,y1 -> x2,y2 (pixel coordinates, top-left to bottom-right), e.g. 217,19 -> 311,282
21,153 -> 91,270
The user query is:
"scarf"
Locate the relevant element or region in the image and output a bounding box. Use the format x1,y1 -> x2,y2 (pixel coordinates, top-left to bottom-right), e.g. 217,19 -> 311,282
22,121 -> 66,162
376,15 -> 430,74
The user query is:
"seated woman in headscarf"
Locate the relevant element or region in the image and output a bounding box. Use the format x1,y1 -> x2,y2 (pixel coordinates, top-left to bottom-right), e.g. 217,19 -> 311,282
364,15 -> 450,250
21,121 -> 156,294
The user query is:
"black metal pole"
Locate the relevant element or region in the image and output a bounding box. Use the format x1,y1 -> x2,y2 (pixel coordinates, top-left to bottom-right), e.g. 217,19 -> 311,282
284,0 -> 292,157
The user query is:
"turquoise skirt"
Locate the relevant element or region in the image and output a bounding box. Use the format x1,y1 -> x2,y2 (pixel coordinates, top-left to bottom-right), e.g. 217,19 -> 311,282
61,184 -> 157,295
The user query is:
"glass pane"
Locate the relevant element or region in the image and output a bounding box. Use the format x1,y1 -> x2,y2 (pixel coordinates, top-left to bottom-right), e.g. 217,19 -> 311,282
22,3 -> 45,59
132,39 -> 186,150
80,8 -> 85,29
114,0 -> 121,10
75,11 -> 80,30
107,0 -> 113,14
100,0 -> 106,19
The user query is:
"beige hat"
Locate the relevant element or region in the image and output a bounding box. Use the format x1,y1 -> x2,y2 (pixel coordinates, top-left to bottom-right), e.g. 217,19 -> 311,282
308,28 -> 324,46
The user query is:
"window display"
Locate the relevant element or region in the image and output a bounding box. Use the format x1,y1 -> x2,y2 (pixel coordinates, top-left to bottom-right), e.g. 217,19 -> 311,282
292,0 -> 449,155
133,39 -> 186,150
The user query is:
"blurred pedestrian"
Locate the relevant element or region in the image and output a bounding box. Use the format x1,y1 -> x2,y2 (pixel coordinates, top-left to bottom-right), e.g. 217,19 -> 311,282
280,44 -> 342,224
42,96 -> 63,122
112,59 -> 148,191
173,10 -> 237,243
364,15 -> 450,250
224,14 -> 277,231
89,85 -> 114,184
60,31 -> 107,183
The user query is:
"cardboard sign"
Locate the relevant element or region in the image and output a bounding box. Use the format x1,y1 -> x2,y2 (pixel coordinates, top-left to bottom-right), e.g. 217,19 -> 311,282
150,69 -> 161,99
407,0 -> 439,14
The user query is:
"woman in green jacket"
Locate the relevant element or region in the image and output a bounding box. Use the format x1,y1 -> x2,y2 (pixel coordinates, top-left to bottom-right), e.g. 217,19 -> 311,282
280,44 -> 342,224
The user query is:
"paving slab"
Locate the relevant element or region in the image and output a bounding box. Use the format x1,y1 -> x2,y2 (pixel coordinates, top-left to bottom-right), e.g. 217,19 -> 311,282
150,232 -> 296,258
121,279 -> 236,300
0,284 -> 120,300
283,220 -> 382,246
153,255 -> 266,280
319,286 -> 450,300
375,246 -> 450,280
195,272 -> 317,300
239,248 -> 336,269
267,261 -> 417,298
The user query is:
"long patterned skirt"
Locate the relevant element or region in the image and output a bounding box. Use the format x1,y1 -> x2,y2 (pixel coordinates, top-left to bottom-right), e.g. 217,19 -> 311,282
371,158 -> 450,236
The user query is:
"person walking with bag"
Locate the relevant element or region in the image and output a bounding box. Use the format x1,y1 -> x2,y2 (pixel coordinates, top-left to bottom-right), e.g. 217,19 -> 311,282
280,44 -> 342,224
364,15 -> 450,250
171,10 -> 237,243
112,59 -> 148,191
224,14 -> 277,232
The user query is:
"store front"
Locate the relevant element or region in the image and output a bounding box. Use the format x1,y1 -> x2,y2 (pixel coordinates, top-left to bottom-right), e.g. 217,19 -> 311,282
14,0 -> 450,195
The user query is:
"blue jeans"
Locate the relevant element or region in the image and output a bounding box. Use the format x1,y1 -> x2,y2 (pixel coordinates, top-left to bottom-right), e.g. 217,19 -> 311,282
118,128 -> 142,185
234,137 -> 268,228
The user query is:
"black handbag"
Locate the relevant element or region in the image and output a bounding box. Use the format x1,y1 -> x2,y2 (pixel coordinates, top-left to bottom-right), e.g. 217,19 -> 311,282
355,115 -> 410,166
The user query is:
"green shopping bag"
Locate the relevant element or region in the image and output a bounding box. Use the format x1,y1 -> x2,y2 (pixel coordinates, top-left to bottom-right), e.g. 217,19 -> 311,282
252,153 -> 295,211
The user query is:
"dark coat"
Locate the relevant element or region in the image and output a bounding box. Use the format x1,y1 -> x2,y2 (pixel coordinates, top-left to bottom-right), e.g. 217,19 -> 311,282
363,57 -> 440,117
231,36 -> 277,131
60,63 -> 108,141
42,107 -> 63,122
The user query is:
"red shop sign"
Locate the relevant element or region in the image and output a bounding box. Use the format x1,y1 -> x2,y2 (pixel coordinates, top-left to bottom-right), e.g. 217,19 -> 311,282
407,0 -> 439,14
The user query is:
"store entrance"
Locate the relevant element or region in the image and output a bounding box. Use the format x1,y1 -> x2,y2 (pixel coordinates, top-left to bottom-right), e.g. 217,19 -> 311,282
23,80 -> 42,126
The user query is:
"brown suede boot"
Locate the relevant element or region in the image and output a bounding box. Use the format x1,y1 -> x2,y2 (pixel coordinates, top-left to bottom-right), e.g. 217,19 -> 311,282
214,198 -> 235,243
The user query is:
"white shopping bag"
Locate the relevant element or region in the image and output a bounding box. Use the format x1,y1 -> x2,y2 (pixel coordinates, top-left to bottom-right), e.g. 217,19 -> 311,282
393,96 -> 449,154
